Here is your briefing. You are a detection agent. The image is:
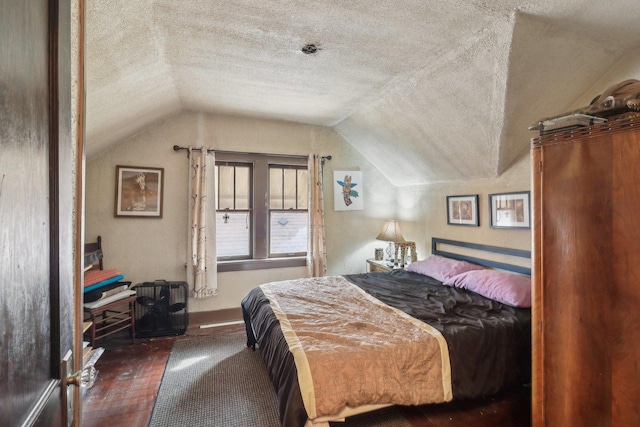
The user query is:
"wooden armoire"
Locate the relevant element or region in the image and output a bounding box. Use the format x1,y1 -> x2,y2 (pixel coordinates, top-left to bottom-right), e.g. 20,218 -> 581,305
531,115 -> 640,426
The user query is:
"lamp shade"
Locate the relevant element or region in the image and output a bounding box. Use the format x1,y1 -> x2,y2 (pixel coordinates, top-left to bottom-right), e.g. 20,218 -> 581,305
376,220 -> 406,242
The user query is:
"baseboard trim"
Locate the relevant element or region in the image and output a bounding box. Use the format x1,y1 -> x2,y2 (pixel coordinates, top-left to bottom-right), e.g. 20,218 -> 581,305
188,307 -> 243,329
200,320 -> 245,329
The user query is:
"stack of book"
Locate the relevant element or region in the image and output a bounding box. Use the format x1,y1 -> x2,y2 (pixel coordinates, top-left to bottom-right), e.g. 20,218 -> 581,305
83,282 -> 135,309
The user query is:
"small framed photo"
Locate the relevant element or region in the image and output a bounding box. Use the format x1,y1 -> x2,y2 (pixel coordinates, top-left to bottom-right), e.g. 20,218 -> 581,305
115,165 -> 164,218
446,195 -> 479,226
489,191 -> 530,229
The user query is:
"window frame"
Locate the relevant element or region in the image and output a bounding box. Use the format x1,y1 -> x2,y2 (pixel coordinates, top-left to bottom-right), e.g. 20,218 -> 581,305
268,164 -> 309,258
215,161 -> 253,261
214,151 -> 308,272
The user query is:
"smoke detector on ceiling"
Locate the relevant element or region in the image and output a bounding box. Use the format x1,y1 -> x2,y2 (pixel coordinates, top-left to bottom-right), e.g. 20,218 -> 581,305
301,44 -> 320,55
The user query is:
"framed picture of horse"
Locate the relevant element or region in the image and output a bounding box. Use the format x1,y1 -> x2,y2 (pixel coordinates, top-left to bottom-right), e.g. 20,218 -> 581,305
114,165 -> 164,218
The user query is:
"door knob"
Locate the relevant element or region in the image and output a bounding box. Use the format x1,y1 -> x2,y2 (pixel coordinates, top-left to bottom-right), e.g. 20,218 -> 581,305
65,365 -> 98,389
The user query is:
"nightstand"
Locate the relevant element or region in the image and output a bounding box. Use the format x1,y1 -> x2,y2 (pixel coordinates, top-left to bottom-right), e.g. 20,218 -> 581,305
367,259 -> 400,273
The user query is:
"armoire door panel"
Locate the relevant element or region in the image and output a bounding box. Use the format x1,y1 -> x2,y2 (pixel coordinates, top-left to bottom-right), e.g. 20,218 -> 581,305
610,132 -> 640,426
533,117 -> 640,427
539,138 -> 613,426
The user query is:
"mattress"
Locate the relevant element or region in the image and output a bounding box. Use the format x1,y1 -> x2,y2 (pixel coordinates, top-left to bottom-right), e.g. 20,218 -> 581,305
241,270 -> 531,426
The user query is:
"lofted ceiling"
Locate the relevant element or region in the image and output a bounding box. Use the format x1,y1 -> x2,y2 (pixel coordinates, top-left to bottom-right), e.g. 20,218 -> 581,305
86,0 -> 640,185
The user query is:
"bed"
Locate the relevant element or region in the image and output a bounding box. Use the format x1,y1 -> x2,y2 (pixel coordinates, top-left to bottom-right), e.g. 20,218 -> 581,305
241,238 -> 532,427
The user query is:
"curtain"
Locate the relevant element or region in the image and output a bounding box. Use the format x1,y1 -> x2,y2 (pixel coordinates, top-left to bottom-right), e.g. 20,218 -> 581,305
308,154 -> 327,277
187,147 -> 217,298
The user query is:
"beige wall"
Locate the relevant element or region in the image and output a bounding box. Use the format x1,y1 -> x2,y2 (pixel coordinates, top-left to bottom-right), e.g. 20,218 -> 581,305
85,111 -> 400,313
401,154 -> 532,259
85,111 -> 532,313
570,47 -> 640,110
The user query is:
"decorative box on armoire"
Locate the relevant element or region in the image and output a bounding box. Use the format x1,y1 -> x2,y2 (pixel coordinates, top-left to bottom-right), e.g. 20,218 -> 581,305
531,114 -> 640,427
132,280 -> 188,338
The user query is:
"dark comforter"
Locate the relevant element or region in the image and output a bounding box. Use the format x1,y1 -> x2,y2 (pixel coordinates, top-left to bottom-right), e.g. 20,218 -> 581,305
241,270 -> 531,427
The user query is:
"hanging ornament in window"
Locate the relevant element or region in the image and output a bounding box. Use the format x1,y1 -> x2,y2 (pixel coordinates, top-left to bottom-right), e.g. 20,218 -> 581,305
277,217 -> 289,226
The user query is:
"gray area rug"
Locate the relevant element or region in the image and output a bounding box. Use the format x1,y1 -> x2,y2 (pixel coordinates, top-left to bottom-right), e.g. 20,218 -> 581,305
149,333 -> 413,427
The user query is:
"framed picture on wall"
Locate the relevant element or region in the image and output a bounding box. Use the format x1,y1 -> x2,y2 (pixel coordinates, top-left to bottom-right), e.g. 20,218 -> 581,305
114,165 -> 164,218
489,191 -> 530,229
333,171 -> 363,211
446,194 -> 479,226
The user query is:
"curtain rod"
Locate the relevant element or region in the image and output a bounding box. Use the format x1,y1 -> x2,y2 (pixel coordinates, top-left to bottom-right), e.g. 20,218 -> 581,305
172,145 -> 332,162
173,145 -> 214,153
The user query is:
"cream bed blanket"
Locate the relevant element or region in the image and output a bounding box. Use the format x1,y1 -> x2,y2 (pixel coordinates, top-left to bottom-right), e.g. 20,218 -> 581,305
261,276 -> 453,421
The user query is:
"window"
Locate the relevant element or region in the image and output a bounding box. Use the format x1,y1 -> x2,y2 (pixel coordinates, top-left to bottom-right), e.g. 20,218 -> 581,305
215,152 -> 308,271
269,165 -> 308,256
215,162 -> 252,259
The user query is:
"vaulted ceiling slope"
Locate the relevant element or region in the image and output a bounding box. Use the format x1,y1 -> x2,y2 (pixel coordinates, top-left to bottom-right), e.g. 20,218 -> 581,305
86,0 -> 640,185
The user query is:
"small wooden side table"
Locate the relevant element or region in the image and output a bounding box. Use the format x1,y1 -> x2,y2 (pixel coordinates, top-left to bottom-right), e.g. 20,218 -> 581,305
84,295 -> 136,347
367,259 -> 402,273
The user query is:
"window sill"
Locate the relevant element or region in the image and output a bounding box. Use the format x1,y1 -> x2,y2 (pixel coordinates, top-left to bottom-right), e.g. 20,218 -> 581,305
217,257 -> 307,273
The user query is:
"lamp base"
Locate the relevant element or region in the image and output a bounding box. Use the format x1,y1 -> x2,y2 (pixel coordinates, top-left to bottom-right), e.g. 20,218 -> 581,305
385,242 -> 394,262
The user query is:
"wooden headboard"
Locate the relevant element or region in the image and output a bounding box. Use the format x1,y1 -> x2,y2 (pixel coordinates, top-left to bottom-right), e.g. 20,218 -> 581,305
432,237 -> 531,276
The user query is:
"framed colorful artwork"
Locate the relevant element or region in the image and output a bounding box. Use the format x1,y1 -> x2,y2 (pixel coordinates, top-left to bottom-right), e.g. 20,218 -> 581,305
333,171 -> 363,211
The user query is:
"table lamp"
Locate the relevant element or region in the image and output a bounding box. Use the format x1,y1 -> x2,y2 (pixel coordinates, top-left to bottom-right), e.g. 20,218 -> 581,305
376,220 -> 405,265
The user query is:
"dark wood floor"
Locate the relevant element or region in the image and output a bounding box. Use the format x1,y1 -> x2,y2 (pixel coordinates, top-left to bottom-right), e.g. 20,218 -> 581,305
82,324 -> 531,427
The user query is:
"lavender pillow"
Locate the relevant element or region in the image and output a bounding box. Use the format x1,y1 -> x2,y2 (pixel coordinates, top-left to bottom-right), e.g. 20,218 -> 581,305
405,255 -> 484,282
443,270 -> 531,308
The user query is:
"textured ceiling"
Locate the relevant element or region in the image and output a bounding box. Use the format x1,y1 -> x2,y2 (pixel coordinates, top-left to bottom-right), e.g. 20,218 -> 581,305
86,0 -> 640,185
